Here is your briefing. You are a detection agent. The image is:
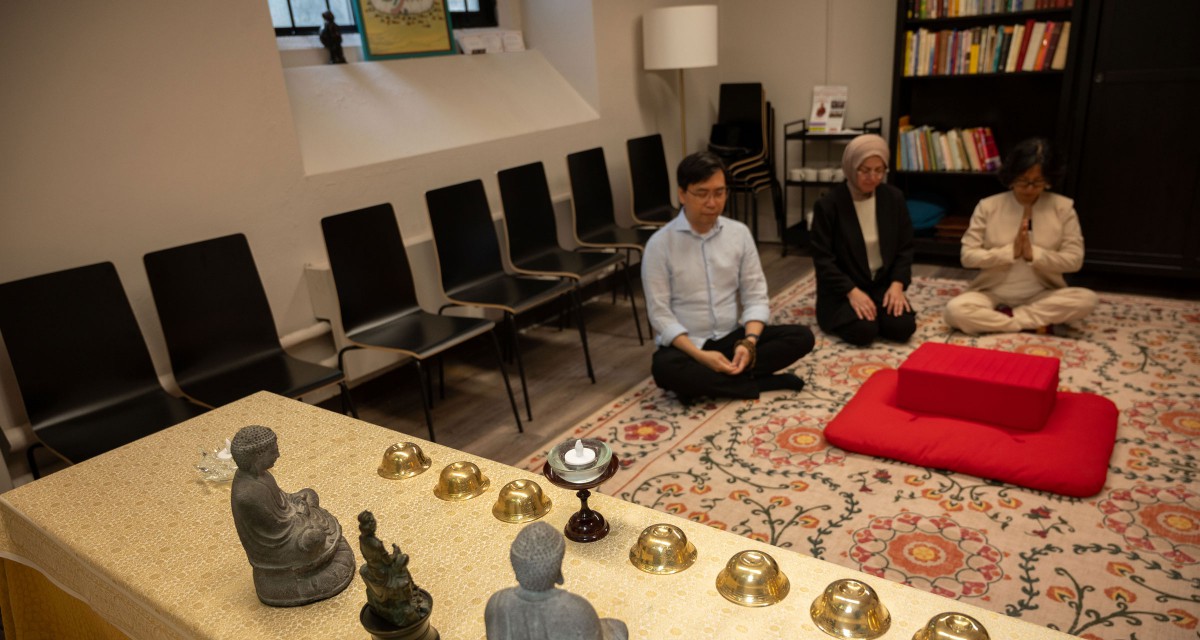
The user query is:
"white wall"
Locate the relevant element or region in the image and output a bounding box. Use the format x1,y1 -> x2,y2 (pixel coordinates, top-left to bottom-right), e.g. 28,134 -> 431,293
702,0 -> 896,233
0,0 -> 895,482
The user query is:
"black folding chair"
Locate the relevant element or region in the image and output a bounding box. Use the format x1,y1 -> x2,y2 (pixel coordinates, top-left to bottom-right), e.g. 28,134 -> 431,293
426,179 -> 595,421
321,204 -> 522,441
498,161 -> 643,345
144,233 -> 355,414
626,133 -> 676,226
0,263 -> 207,478
567,147 -> 657,253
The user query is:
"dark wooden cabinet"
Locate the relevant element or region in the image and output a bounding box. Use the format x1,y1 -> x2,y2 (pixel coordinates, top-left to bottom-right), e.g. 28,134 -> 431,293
888,2 -> 1085,258
1067,0 -> 1200,277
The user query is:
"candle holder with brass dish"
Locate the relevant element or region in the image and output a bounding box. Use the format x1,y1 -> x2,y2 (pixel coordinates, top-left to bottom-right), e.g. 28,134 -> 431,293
715,550 -> 789,606
629,523 -> 697,574
433,461 -> 490,501
541,439 -> 619,543
492,479 -> 553,524
377,442 -> 432,480
810,578 -> 891,639
912,612 -> 990,640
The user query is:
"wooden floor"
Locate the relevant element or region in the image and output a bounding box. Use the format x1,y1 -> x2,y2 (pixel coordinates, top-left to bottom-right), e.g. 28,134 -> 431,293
322,243 -> 976,467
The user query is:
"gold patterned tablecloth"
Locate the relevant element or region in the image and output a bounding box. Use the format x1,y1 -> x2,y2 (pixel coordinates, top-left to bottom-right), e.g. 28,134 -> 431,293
0,393 -> 1071,639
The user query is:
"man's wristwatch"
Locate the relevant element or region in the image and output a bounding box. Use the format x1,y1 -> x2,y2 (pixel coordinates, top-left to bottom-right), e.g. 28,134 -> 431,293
744,332 -> 760,343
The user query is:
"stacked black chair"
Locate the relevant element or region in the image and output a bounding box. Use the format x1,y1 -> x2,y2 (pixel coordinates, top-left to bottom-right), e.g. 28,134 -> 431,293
425,179 -> 595,421
497,161 -> 644,345
625,133 -> 676,226
707,83 -> 784,240
321,204 -> 522,441
144,233 -> 356,415
0,263 -> 207,478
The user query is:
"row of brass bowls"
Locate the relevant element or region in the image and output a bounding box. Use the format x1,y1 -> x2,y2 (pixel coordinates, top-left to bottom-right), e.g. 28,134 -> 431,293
379,445 -> 553,520
378,445 -> 989,638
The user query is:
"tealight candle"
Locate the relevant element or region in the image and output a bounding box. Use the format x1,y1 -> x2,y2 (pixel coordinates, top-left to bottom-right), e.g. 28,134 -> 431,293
564,439 -> 595,466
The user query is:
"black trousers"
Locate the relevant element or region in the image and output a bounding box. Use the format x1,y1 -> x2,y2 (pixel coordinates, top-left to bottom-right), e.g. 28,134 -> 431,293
823,282 -> 917,347
651,324 -> 815,399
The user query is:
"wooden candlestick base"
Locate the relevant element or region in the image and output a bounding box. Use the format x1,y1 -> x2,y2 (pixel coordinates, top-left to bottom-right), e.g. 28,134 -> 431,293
541,457 -> 619,543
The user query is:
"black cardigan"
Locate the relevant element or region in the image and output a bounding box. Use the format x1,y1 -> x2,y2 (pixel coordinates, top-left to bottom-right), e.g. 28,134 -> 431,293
809,182 -> 914,330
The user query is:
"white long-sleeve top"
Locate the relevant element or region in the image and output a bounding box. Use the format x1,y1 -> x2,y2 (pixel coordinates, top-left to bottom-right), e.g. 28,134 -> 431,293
960,191 -> 1086,294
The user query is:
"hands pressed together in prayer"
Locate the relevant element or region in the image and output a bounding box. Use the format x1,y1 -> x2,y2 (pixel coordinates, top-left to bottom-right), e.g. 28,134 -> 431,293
848,282 -> 910,321
1013,204 -> 1034,261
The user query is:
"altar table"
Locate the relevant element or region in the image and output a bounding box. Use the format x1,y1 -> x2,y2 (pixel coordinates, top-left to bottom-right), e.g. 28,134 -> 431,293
0,393 -> 1071,639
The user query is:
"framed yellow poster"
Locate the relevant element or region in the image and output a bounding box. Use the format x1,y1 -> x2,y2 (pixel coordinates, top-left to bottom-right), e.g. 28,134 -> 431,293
351,0 -> 455,60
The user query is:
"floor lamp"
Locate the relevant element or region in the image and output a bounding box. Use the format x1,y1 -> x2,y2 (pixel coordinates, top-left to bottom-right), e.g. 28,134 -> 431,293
643,5 -> 718,160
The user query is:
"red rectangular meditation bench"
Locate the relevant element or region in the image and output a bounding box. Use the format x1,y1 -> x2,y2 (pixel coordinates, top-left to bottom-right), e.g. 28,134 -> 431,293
897,342 -> 1058,431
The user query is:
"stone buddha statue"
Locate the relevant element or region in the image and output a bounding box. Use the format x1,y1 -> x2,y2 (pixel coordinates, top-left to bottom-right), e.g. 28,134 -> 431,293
229,425 -> 356,607
485,522 -> 627,640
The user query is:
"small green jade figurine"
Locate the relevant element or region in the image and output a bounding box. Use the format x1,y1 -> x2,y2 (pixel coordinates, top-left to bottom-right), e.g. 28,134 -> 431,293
358,511 -> 438,640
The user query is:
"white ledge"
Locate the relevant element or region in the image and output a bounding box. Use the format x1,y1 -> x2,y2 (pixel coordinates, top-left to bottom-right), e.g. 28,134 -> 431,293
282,50 -> 599,175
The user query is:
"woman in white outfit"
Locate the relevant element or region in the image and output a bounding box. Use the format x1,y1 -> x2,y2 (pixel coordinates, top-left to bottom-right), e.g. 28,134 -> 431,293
944,138 -> 1097,335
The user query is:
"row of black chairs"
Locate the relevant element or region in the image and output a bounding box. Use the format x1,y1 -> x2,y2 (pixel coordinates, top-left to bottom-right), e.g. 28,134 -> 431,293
0,238 -> 358,479
0,138 -> 675,479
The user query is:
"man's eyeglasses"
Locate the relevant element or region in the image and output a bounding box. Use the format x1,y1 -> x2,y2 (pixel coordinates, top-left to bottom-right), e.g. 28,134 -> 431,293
1012,180 -> 1049,190
686,188 -> 729,201
856,167 -> 888,177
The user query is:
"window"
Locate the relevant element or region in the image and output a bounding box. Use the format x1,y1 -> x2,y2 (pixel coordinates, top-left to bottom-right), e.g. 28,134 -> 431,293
271,0 -> 357,36
271,0 -> 496,36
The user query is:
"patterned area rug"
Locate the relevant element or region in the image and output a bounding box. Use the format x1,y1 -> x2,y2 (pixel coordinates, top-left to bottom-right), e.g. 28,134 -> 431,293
522,275 -> 1200,639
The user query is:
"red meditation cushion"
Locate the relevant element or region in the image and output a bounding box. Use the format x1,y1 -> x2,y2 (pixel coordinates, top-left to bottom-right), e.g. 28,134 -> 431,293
898,342 -> 1059,431
825,368 -> 1118,498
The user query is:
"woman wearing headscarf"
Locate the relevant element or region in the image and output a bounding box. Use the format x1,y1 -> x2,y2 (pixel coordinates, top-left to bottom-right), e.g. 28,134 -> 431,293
944,138 -> 1097,334
810,134 -> 916,346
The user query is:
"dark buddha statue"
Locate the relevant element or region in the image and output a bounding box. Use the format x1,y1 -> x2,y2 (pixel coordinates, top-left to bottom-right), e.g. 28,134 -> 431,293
229,425 -> 356,607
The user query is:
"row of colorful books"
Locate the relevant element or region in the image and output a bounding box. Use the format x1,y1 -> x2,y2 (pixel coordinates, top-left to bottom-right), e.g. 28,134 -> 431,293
903,20 -> 1070,76
907,0 -> 1071,20
896,124 -> 1001,173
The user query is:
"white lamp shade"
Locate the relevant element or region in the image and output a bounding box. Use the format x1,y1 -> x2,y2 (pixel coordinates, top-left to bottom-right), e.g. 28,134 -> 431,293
643,5 -> 718,70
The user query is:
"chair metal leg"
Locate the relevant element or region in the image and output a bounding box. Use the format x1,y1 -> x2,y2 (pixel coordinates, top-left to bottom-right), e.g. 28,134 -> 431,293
438,353 -> 446,400
507,312 -> 533,421
26,442 -> 44,480
569,289 -> 596,383
423,360 -> 435,408
621,262 -> 644,345
412,359 -> 437,442
339,381 -> 358,419
488,329 -> 524,433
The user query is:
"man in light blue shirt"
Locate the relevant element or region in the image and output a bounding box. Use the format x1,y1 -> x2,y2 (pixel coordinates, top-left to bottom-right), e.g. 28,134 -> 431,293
642,152 -> 815,400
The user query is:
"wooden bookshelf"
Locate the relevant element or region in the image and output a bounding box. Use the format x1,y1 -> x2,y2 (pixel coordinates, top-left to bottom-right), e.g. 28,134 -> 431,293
888,0 -> 1084,256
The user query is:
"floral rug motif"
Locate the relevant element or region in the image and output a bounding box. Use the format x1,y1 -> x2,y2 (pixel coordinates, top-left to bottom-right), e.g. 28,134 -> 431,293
522,276 -> 1200,639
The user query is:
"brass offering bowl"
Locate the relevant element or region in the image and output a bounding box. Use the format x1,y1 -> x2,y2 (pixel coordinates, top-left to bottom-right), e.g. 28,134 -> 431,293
629,523 -> 697,574
433,461 -> 490,501
810,579 -> 891,639
492,479 -> 553,523
715,550 -> 789,607
912,612 -> 990,640
376,442 -> 432,480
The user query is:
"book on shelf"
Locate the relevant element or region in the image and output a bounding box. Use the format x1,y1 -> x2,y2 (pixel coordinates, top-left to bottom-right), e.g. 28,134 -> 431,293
981,128 -> 1001,170
1033,21 -> 1055,70
1050,22 -> 1070,69
1021,21 -> 1046,71
1041,21 -> 1063,69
